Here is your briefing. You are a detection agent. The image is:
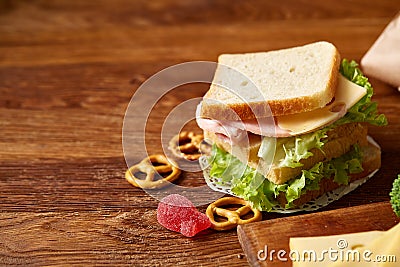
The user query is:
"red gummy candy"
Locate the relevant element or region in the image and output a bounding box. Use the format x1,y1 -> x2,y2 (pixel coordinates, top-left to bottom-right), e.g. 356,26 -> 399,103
157,194 -> 211,237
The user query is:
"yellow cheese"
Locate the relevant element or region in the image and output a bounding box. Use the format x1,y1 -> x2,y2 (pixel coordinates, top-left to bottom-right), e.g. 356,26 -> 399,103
289,223 -> 400,267
327,223 -> 400,267
277,74 -> 367,135
289,231 -> 384,267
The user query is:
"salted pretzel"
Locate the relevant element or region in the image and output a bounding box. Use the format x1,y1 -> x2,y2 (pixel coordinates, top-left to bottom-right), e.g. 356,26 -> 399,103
206,197 -> 262,231
168,131 -> 204,161
125,154 -> 181,189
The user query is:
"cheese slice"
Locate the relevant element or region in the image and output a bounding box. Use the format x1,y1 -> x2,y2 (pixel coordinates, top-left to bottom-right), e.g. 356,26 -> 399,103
327,223 -> 400,267
289,223 -> 400,267
277,74 -> 367,135
290,231 -> 384,267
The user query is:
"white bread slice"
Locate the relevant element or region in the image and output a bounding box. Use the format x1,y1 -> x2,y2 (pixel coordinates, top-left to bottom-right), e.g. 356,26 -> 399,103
204,122 -> 368,185
201,41 -> 341,120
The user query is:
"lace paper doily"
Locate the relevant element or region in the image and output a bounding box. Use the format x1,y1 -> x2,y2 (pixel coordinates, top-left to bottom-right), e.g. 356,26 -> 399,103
200,136 -> 380,213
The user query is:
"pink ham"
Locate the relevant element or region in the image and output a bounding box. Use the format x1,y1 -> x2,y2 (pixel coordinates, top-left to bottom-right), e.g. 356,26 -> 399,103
196,103 -> 291,145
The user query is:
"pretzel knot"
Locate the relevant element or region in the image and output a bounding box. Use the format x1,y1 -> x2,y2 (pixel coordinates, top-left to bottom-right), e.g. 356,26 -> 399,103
125,154 -> 181,189
168,131 -> 204,161
206,197 -> 262,231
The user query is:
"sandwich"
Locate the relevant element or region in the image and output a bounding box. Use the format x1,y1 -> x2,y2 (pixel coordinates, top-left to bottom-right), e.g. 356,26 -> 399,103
196,41 -> 387,211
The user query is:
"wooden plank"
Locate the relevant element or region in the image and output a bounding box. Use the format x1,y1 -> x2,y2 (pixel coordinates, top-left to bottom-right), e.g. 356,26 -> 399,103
237,202 -> 400,267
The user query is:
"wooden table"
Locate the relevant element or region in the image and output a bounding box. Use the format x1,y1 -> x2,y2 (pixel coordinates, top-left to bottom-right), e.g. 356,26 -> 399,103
1,1 -> 399,266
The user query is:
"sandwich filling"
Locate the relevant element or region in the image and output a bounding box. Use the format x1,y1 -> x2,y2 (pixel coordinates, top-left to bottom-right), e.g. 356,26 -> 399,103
199,60 -> 387,210
209,142 -> 364,210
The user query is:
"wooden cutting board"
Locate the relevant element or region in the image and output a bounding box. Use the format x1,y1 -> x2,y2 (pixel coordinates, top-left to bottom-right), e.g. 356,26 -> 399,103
237,201 -> 399,267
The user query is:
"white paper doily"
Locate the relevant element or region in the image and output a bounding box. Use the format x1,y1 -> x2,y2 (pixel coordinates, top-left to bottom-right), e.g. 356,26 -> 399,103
200,136 -> 380,213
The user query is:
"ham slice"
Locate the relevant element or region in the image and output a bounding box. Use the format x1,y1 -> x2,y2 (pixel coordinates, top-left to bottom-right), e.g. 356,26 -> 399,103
195,104 -> 291,144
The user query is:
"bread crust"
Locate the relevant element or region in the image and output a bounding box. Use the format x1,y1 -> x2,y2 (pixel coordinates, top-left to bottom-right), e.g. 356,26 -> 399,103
201,42 -> 341,120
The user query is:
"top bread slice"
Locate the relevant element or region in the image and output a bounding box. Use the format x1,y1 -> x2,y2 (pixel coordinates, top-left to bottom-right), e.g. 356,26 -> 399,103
201,41 -> 341,121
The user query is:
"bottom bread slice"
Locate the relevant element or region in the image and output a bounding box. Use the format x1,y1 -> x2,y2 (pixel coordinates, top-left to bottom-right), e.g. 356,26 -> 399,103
276,141 -> 381,208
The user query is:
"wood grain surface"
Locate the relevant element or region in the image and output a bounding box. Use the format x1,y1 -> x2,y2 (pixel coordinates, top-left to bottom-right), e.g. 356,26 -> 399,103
1,1 -> 399,266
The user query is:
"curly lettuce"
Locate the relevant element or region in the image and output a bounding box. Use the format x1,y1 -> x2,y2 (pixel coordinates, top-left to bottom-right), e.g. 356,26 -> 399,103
279,130 -> 328,168
335,59 -> 387,127
209,144 -> 364,210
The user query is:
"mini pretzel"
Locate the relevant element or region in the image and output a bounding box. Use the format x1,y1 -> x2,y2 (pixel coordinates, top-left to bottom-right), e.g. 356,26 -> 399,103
168,131 -> 204,161
206,197 -> 262,231
125,154 -> 181,189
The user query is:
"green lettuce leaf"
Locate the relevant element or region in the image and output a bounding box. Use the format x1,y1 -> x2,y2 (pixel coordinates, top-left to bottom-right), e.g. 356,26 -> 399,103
335,59 -> 388,127
278,146 -> 363,209
279,130 -> 328,168
209,144 -> 364,211
210,145 -> 276,211
330,144 -> 363,185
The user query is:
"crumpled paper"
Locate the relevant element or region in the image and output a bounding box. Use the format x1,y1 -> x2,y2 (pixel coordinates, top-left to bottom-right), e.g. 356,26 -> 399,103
361,13 -> 400,91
